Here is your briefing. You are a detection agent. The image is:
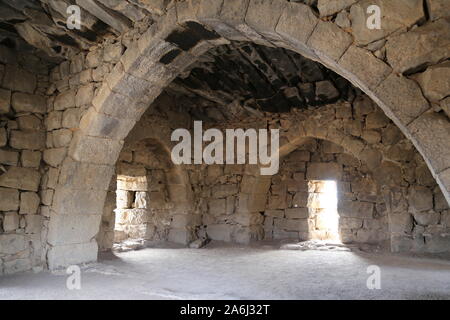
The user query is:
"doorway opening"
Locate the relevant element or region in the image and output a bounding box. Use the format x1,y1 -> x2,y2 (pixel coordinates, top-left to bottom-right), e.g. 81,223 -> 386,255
308,180 -> 340,242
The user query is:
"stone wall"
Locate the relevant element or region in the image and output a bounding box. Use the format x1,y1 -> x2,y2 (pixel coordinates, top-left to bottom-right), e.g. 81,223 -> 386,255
41,23 -> 151,269
1,0 -> 449,273
115,144 -> 175,244
0,45 -> 51,274
263,139 -> 389,246
96,85 -> 450,254
99,135 -> 199,248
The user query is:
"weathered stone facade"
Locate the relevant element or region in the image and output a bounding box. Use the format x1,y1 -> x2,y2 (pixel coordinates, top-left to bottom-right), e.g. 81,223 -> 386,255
0,46 -> 53,274
0,0 -> 449,274
98,85 -> 449,255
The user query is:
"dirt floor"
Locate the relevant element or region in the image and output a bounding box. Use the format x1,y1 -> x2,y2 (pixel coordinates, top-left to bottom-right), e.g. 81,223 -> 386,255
1,241 -> 450,300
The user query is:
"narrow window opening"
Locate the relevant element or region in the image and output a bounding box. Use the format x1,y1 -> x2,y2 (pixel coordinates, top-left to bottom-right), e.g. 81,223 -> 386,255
308,180 -> 340,242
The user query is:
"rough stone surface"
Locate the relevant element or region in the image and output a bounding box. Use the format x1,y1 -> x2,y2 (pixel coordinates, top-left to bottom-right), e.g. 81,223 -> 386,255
386,19 -> 450,73
349,0 -> 424,45
11,93 -> 46,114
339,46 -> 392,90
414,61 -> 450,102
318,0 -> 358,17
307,21 -> 353,62
374,74 -> 430,125
0,88 -> 11,114
1,1 -> 450,274
9,131 -> 46,151
19,192 -> 40,215
0,187 -> 20,211
408,113 -> 450,174
426,0 -> 450,20
0,167 -> 41,192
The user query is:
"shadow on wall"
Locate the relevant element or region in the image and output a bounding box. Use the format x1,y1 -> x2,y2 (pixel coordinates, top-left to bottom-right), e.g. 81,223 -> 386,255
97,137 -> 197,251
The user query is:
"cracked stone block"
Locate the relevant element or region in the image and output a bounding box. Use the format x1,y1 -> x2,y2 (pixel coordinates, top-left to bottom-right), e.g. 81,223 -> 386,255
414,61 -> 450,102
386,19 -> 450,73
307,21 -> 352,62
339,46 -> 392,90
374,73 -> 430,125
408,112 -> 450,174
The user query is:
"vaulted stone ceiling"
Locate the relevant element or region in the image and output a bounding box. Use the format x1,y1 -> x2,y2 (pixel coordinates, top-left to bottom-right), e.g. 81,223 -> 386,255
0,0 -> 166,62
0,0 -> 319,62
0,0 -> 355,121
166,42 -> 354,118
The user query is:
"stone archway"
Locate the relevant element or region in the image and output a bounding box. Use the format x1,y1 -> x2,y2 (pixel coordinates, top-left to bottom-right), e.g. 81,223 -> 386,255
47,0 -> 450,268
241,100 -> 448,252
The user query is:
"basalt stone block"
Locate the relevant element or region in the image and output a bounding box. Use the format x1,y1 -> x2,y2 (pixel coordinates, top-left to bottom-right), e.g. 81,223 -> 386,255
17,115 -> 43,131
274,218 -> 309,232
11,92 -> 46,114
25,215 -> 42,234
408,186 -> 434,213
339,200 -> 374,218
245,0 -> 287,41
349,0 -> 424,45
414,61 -> 450,102
75,83 -> 94,107
43,148 -> 67,167
206,224 -> 234,242
318,0 -> 358,17
52,129 -> 72,148
2,65 -> 36,93
339,46 -> 392,90
0,187 -> 20,211
0,88 -> 11,114
307,162 -> 343,180
386,19 -> 450,73
19,192 -> 40,215
426,0 -> 450,20
54,89 -> 76,111
0,127 -> 6,147
0,167 -> 41,192
21,150 -> 41,168
389,213 -> 414,234
285,208 -> 308,219
168,228 -> 195,245
307,21 -> 353,62
0,150 -> 19,166
408,112 -> 450,174
374,74 -> 431,125
47,241 -> 98,270
0,234 -> 27,255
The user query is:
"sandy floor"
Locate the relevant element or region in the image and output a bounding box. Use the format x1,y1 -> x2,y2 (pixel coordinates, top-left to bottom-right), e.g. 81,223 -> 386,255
1,241 -> 450,300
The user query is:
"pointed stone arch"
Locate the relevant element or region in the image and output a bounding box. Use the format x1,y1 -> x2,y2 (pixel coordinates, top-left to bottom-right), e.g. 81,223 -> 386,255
47,0 -> 450,268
